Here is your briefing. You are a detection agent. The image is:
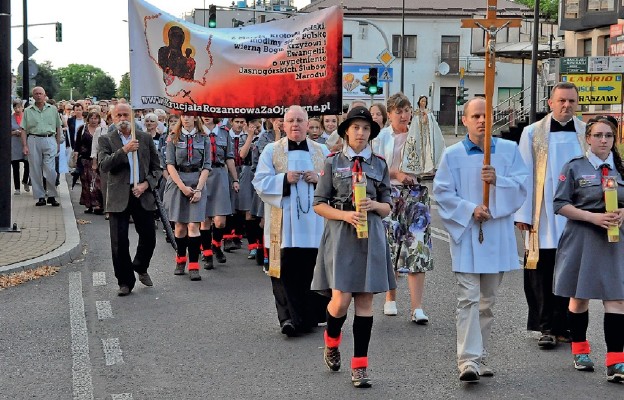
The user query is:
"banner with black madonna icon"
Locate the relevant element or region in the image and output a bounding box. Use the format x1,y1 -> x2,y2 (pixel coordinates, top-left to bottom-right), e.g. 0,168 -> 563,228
128,0 -> 343,116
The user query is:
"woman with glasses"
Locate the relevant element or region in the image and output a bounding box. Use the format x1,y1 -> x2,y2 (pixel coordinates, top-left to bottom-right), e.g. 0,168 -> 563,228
553,117 -> 624,382
372,92 -> 434,324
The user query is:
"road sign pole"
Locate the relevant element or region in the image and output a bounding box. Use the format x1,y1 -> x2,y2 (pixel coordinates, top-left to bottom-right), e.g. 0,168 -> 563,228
21,0 -> 29,105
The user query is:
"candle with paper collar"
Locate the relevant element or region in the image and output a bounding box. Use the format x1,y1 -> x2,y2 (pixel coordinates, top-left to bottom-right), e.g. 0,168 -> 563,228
603,176 -> 619,243
353,172 -> 368,239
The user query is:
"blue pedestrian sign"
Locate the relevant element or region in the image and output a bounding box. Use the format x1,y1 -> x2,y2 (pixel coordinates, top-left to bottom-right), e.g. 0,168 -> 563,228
378,68 -> 393,82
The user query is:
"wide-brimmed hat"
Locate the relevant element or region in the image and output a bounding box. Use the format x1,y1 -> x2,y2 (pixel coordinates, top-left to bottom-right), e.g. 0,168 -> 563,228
337,106 -> 381,140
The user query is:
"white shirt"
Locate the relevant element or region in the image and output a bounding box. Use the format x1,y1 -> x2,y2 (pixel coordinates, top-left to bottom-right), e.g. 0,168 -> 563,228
119,131 -> 138,184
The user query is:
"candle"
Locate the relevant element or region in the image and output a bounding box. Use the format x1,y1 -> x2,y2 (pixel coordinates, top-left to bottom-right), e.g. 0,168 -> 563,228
353,172 -> 368,239
603,176 -> 619,243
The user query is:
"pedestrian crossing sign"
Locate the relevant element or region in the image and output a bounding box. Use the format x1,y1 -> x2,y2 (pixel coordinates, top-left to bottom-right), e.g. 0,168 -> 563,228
378,68 -> 393,82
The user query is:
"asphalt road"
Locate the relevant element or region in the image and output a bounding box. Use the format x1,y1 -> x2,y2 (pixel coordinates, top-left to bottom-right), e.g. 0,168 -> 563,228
1,163 -> 623,399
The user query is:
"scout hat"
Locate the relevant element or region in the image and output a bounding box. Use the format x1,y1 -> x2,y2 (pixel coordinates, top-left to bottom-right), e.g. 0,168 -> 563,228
337,106 -> 380,140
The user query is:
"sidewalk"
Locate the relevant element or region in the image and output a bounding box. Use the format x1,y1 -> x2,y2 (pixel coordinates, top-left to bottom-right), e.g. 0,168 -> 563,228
0,175 -> 81,273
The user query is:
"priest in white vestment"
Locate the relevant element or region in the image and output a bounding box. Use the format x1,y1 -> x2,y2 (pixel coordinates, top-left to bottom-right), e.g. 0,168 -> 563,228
433,98 -> 528,382
253,105 -> 330,336
514,82 -> 586,349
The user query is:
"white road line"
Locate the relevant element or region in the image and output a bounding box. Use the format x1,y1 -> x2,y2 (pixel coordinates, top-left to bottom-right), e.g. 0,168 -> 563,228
69,272 -> 94,400
111,394 -> 133,400
92,272 -> 106,286
102,338 -> 124,366
96,301 -> 114,320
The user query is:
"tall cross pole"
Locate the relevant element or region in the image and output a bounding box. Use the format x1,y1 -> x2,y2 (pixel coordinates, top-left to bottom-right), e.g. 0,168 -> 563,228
461,0 -> 521,242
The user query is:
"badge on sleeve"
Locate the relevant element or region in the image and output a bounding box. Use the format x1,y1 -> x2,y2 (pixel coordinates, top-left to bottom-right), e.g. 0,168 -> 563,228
559,174 -> 566,182
320,170 -> 325,176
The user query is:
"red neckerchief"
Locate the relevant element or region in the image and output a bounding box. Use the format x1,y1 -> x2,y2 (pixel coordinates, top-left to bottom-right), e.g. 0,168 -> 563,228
234,136 -> 242,167
351,156 -> 364,205
186,135 -> 193,164
601,164 -> 610,185
209,132 -> 217,165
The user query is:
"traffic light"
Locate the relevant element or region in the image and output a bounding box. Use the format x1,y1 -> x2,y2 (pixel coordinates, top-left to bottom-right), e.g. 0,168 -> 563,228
456,86 -> 469,105
55,22 -> 62,42
208,5 -> 217,28
359,67 -> 382,96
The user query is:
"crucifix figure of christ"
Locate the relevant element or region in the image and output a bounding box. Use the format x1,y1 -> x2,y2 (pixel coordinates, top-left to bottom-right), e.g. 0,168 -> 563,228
461,0 -> 522,243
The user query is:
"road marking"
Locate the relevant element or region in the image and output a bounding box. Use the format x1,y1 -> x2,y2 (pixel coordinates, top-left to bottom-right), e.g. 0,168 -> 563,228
92,272 -> 106,286
102,338 -> 124,366
111,394 -> 133,400
69,272 -> 94,400
96,301 -> 113,320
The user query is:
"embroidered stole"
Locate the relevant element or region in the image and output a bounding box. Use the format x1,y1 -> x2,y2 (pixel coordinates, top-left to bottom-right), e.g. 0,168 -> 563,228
268,138 -> 325,278
526,115 -> 587,269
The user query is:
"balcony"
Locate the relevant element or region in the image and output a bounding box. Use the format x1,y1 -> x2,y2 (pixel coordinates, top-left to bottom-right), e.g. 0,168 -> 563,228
436,56 -> 487,76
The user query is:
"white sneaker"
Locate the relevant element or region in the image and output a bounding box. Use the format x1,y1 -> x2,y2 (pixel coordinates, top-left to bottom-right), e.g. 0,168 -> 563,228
383,301 -> 398,316
412,308 -> 429,324
479,360 -> 494,377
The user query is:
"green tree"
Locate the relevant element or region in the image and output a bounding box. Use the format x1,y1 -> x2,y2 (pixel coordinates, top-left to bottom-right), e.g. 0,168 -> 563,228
34,61 -> 60,99
56,64 -> 106,98
86,73 -> 117,100
514,0 -> 559,21
117,72 -> 131,99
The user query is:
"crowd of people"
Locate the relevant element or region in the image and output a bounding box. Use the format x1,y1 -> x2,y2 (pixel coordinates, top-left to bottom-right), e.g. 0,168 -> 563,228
8,81 -> 624,388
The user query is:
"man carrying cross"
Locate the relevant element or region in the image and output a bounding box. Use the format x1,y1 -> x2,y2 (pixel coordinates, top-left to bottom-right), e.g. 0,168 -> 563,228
433,97 -> 529,382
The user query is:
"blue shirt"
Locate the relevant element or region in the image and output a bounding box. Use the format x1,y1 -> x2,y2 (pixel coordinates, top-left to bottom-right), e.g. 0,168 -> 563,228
119,132 -> 138,184
461,134 -> 498,155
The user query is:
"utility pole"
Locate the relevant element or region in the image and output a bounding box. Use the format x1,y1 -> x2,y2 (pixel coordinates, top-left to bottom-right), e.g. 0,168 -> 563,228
400,0 -> 405,93
21,0 -> 28,105
529,0 -> 540,123
1,0 -> 16,231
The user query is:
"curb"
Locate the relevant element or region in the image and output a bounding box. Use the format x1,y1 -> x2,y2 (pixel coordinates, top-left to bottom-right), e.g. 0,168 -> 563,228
0,179 -> 82,274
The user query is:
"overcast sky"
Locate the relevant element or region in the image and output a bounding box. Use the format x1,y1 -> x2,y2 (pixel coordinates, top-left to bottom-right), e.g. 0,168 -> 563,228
10,0 -> 309,84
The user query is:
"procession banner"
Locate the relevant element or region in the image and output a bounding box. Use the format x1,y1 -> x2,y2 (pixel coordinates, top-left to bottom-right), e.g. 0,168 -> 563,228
128,0 -> 343,116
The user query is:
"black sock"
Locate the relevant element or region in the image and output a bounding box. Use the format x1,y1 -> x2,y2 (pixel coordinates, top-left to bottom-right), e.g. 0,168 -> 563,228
245,218 -> 259,247
188,236 -> 201,263
353,316 -> 374,358
213,227 -> 224,244
568,310 -> 589,342
200,229 -> 212,253
326,309 -> 347,338
175,236 -> 188,258
604,313 -> 624,353
234,212 -> 245,237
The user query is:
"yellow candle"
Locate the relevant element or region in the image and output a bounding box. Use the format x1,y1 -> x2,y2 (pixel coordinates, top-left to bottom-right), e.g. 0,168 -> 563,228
354,173 -> 368,239
603,176 -> 619,243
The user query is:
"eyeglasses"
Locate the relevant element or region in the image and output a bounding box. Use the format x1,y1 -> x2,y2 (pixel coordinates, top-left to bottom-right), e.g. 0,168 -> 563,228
590,133 -> 615,139
285,118 -> 306,124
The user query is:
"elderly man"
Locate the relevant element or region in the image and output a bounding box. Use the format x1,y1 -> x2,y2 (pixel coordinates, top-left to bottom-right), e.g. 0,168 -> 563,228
253,105 -> 330,336
98,103 -> 162,296
515,82 -> 586,349
20,86 -> 62,207
434,97 -> 529,382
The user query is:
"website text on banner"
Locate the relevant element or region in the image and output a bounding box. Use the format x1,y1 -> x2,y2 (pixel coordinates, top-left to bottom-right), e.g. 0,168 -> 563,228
128,0 -> 343,117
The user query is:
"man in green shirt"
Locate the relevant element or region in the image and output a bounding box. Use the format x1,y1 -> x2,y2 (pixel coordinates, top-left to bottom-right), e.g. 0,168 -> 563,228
20,86 -> 62,206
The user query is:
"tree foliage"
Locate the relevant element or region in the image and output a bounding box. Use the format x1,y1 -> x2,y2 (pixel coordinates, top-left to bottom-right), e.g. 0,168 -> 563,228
34,61 -> 60,99
514,0 -> 559,21
56,64 -> 105,96
86,73 -> 117,100
117,72 -> 131,99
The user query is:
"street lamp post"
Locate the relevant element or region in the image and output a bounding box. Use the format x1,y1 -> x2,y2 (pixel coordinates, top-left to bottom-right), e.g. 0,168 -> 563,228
400,0 -> 405,93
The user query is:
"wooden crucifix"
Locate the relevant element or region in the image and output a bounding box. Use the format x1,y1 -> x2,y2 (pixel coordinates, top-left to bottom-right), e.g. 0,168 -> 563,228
461,0 -> 522,243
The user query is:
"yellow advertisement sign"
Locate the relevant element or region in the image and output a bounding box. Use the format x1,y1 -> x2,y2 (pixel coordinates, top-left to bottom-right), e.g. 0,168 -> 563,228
561,73 -> 622,104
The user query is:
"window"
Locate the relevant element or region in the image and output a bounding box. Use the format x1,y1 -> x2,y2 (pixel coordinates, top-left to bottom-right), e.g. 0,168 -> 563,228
441,36 -> 460,73
392,35 -> 417,58
343,35 -> 352,59
565,0 -> 579,18
583,38 -> 592,56
602,35 -> 610,56
587,0 -> 614,11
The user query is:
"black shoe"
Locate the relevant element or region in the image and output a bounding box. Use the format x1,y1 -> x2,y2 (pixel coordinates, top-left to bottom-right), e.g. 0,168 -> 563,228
36,198 -> 46,206
117,286 -> 131,296
202,255 -> 214,270
324,345 -> 341,371
189,269 -> 202,281
607,363 -> 624,383
174,262 -> 186,275
223,239 -> 235,252
233,238 -> 243,250
213,245 -> 227,263
459,365 -> 480,382
138,272 -> 153,287
280,320 -> 296,337
538,333 -> 557,349
84,208 -> 93,214
47,197 -> 60,207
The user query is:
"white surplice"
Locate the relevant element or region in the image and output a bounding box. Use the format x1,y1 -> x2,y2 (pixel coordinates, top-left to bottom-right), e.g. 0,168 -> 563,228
433,138 -> 529,273
253,142 -> 329,248
514,116 -> 585,248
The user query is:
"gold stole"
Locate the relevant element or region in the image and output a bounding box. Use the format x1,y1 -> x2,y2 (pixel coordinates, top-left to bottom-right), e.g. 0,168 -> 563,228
268,138 -> 326,278
525,115 -> 586,269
